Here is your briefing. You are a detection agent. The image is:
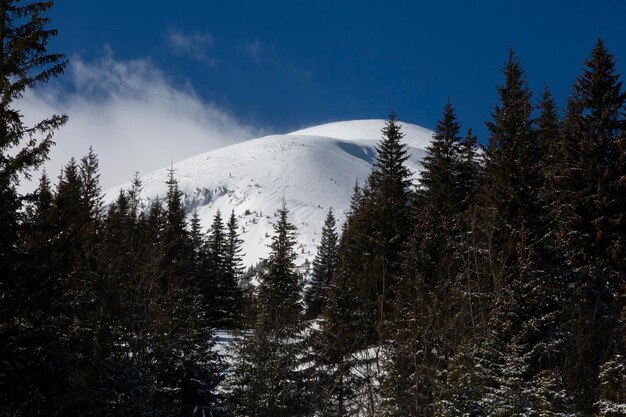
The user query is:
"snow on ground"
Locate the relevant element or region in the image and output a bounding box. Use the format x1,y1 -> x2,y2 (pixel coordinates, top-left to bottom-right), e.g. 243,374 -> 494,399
104,119 -> 433,267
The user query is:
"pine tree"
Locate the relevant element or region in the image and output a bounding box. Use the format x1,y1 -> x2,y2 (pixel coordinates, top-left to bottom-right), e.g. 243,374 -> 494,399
334,112 -> 413,343
225,210 -> 245,285
203,210 -> 226,325
79,146 -> 102,218
229,202 -> 310,417
128,171 -> 144,217
308,200 -> 372,417
0,15 -> 67,409
256,202 -> 302,328
483,48 -> 541,271
456,128 -> 481,210
420,99 -> 462,213
543,39 -> 626,413
595,355 -> 626,416
310,266 -> 371,417
536,85 -> 561,171
223,210 -> 245,328
163,167 -> 190,269
304,208 -> 339,319
388,103 -> 485,417
150,172 -> 225,416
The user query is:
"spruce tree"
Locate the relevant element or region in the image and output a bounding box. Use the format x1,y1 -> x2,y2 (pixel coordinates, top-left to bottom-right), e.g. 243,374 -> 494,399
163,167 -> 190,275
536,85 -> 561,171
442,51 -> 564,417
383,102 -> 470,416
0,16 -> 67,407
310,266 -> 370,417
230,202 -> 309,417
544,39 -> 626,413
203,210 -> 226,325
225,210 -> 245,285
256,202 -> 302,328
304,208 -> 339,319
456,128 -> 481,210
335,112 -> 412,342
483,48 -> 541,270
153,172 -> 224,416
309,198 -> 372,417
419,99 -> 462,213
79,146 -> 103,218
223,210 -> 245,328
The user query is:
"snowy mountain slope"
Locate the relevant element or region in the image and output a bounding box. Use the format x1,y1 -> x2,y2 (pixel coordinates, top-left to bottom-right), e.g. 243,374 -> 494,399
105,119 -> 433,267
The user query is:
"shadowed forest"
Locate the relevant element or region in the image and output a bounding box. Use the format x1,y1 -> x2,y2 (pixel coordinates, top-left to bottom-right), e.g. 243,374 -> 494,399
1,2 -> 625,416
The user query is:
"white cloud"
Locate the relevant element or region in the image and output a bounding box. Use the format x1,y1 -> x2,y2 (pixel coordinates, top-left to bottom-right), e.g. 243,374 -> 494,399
245,39 -> 263,61
243,39 -> 313,81
167,29 -> 216,65
18,53 -> 261,192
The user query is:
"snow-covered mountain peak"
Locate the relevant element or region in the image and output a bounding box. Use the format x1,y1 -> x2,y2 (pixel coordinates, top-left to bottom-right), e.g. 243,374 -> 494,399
289,119 -> 432,147
105,120 -> 434,267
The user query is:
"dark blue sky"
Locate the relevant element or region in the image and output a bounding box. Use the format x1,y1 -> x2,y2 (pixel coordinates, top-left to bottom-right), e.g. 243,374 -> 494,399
49,0 -> 626,140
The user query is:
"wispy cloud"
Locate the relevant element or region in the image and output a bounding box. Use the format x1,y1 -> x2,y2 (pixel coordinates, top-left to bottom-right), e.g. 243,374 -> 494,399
243,39 -> 313,81
19,52 -> 261,191
167,28 -> 217,66
245,39 -> 263,62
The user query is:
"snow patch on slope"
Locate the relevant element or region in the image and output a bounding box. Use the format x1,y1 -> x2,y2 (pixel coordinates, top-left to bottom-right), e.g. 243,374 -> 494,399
105,120 -> 433,267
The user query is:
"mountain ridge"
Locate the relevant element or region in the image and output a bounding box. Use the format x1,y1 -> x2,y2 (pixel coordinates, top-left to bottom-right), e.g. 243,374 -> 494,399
105,119 -> 434,266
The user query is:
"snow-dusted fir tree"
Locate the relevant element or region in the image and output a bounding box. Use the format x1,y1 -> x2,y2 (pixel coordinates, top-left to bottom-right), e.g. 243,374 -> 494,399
333,112 -> 413,344
304,208 -> 339,319
223,210 -> 246,328
383,101 -> 473,416
543,39 -> 626,413
309,185 -> 382,417
229,202 -> 310,417
204,210 -> 227,325
152,171 -> 224,416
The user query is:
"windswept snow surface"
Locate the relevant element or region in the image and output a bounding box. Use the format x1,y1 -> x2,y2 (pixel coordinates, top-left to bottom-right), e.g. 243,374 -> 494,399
105,120 -> 433,266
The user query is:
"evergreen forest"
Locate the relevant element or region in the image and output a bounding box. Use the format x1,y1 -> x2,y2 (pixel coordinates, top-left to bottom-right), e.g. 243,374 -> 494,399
1,2 -> 625,416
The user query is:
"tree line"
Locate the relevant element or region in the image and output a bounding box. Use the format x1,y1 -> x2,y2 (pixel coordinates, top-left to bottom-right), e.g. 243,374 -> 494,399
1,1 -> 625,416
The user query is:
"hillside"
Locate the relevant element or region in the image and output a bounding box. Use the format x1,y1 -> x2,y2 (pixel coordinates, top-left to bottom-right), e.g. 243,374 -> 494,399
105,119 -> 434,266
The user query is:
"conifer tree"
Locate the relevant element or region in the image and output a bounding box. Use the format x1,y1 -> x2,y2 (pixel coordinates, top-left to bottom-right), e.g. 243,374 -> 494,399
537,85 -> 561,170
483,48 -> 541,270
223,210 -> 245,328
456,128 -> 481,210
0,0 -> 67,279
79,146 -> 103,218
0,16 -> 67,409
230,202 -> 309,417
383,102 -> 470,416
201,209 -> 244,329
150,172 -> 225,416
309,198 -> 372,417
128,171 -> 144,217
225,210 -> 245,284
304,208 -> 339,319
310,266 -> 370,417
558,38 -> 626,267
202,210 -> 226,324
543,39 -> 626,413
366,112 -> 413,329
163,167 -> 190,272
419,100 -> 462,212
334,112 -> 412,342
30,153 -> 106,414
189,210 -> 204,254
